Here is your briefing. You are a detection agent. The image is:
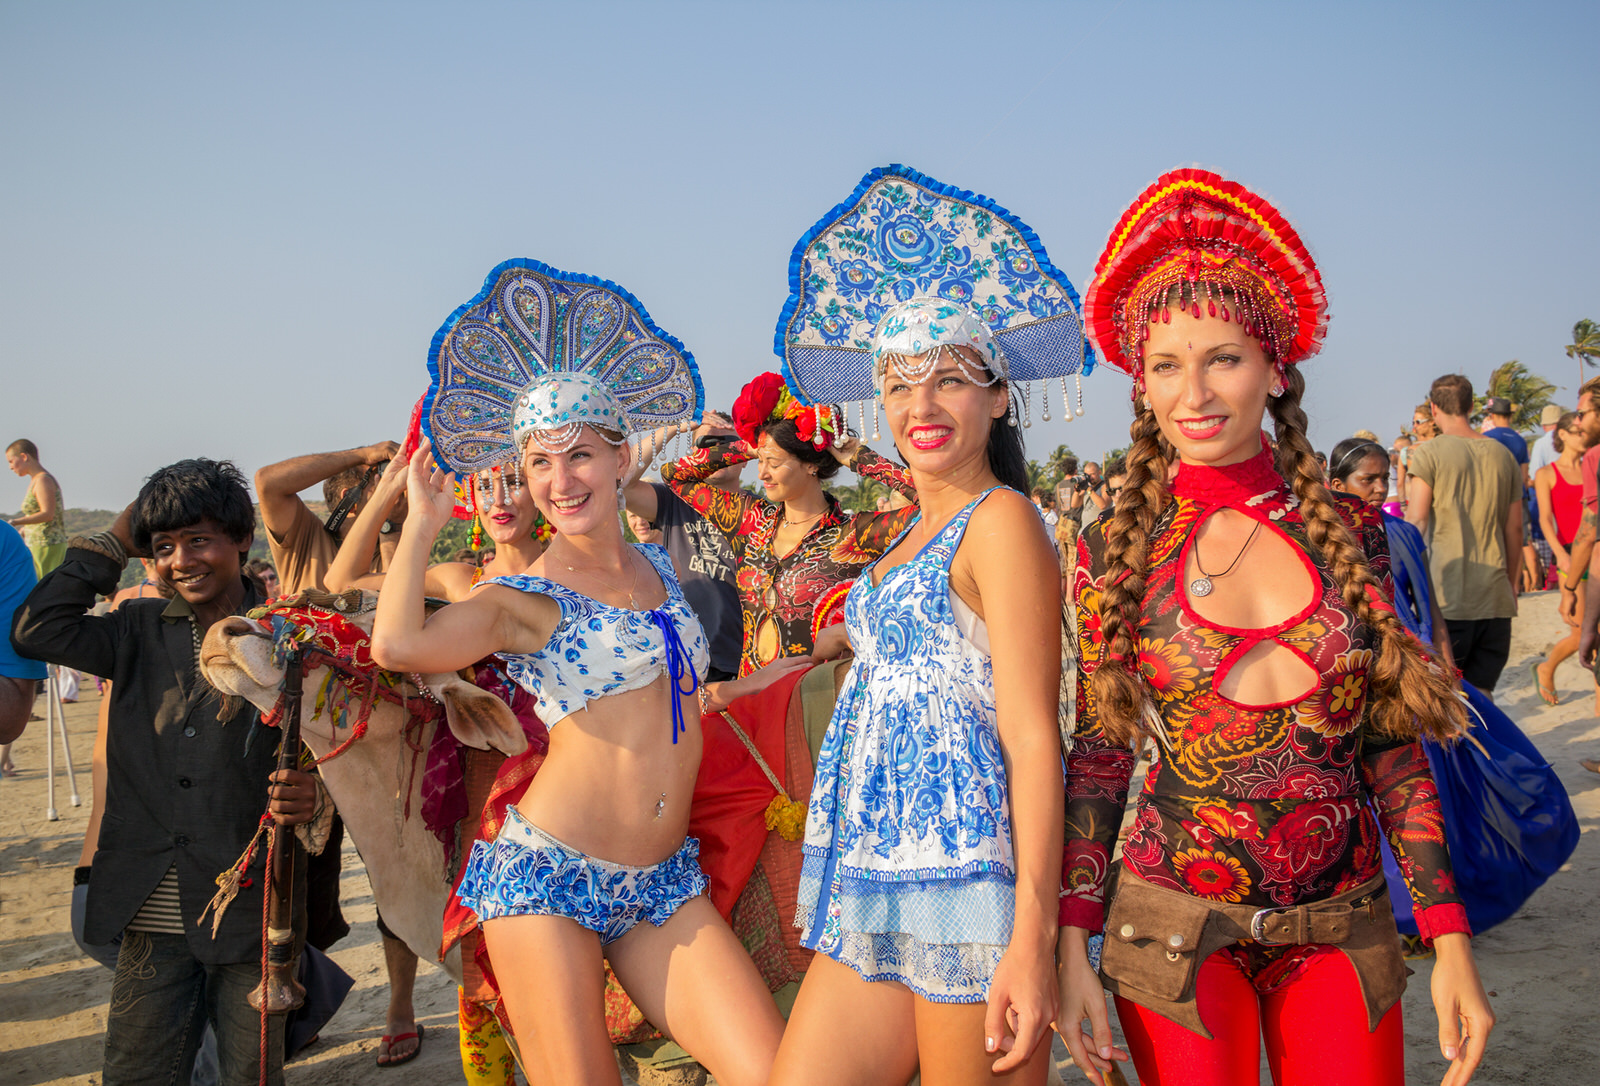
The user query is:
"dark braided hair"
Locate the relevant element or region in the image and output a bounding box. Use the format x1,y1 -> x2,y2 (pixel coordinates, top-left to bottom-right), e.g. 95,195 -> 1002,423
1267,367 -> 1464,742
1088,366 -> 1465,745
1085,403 -> 1173,740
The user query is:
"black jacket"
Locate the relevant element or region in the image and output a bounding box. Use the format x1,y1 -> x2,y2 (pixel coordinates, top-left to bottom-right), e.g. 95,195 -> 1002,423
11,545 -> 296,964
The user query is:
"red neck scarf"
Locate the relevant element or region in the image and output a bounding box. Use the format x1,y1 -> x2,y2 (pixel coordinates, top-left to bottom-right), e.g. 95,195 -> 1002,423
1170,435 -> 1287,508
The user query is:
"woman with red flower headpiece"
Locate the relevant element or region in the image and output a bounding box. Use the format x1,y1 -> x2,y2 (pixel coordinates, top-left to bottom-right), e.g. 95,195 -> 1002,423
1058,170 -> 1493,1086
655,371 -> 918,696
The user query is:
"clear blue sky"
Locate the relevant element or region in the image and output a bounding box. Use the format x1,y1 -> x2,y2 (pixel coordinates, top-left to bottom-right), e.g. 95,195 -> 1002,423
3,0 -> 1596,510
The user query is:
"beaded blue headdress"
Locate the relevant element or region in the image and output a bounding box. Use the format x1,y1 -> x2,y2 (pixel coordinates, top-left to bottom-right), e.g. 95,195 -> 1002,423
775,164 -> 1093,435
423,258 -> 704,472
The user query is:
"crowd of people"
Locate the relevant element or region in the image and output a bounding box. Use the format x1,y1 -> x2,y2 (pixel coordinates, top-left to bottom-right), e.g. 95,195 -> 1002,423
2,163 -> 1584,1086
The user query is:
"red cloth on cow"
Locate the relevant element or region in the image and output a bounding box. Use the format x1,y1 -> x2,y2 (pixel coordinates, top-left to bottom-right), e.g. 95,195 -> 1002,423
690,663 -> 810,920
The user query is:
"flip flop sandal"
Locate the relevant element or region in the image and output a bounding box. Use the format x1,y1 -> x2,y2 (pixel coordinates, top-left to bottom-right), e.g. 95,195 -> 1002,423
377,1023 -> 423,1068
1532,661 -> 1559,706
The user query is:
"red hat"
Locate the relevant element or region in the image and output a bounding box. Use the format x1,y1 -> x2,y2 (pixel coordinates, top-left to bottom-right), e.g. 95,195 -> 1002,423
1084,168 -> 1328,378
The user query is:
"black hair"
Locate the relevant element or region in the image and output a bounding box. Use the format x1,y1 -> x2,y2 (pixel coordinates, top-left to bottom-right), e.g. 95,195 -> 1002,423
758,417 -> 843,481
1060,455 -> 1080,476
986,409 -> 1030,494
1327,438 -> 1388,485
131,459 -> 255,553
323,464 -> 371,507
1104,456 -> 1127,479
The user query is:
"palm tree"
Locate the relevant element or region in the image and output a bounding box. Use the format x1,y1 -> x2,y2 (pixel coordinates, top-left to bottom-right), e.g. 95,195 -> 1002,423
826,475 -> 888,514
1047,444 -> 1078,485
1479,360 -> 1557,433
1568,319 -> 1600,388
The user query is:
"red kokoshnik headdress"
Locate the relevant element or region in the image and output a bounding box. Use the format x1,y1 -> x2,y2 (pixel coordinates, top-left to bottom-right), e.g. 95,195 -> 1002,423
1084,168 -> 1329,386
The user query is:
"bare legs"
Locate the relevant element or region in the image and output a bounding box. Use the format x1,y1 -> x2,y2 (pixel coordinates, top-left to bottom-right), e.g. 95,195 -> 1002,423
483,896 -> 781,1086
771,953 -> 1054,1086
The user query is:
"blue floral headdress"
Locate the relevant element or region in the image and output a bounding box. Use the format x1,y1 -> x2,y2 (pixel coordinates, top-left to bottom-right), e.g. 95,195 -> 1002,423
423,258 -> 704,472
775,165 -> 1093,436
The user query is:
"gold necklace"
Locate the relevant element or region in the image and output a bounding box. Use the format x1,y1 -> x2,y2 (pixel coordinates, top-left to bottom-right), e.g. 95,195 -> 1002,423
565,550 -> 642,608
780,507 -> 825,528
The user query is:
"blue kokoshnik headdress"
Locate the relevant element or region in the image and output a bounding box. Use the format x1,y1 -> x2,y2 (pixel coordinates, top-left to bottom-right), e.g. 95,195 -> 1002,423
422,258 -> 704,473
775,164 -> 1094,437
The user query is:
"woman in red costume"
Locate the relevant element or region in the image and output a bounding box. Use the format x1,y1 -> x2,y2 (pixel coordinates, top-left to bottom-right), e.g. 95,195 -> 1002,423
658,371 -> 918,700
1057,170 -> 1494,1086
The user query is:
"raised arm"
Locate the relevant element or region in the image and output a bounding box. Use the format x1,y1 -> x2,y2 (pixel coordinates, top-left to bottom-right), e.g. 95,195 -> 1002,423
10,510 -> 138,678
660,440 -> 763,549
370,444 -> 556,674
254,441 -> 397,541
959,491 -> 1063,1072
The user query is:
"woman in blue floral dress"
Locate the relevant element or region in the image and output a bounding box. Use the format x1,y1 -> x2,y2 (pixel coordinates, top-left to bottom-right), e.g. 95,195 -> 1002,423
772,300 -> 1066,1085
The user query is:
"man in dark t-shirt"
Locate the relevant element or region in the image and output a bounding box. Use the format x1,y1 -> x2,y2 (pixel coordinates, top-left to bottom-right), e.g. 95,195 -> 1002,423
649,482 -> 742,680
625,411 -> 744,680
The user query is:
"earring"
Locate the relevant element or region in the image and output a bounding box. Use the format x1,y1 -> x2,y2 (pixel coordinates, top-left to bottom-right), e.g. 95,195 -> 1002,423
1269,365 -> 1287,398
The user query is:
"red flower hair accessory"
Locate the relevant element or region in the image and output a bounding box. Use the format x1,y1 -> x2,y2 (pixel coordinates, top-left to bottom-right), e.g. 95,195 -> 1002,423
1084,168 -> 1328,380
732,371 -> 844,450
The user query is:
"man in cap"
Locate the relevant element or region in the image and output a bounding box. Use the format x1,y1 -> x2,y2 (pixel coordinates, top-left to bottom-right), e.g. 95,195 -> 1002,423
1480,396 -> 1530,485
1529,402 -> 1565,477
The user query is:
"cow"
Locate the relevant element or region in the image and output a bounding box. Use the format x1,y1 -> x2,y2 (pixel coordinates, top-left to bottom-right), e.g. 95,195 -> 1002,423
198,590 -> 528,983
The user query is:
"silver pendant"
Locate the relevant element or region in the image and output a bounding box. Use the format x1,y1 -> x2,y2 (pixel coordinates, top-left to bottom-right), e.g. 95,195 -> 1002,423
1189,577 -> 1214,597
654,792 -> 666,819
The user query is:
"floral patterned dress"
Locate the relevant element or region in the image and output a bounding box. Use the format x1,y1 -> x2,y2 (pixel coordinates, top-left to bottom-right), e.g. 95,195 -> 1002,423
661,441 -> 917,676
1063,446 -> 1468,994
798,489 -> 1017,1002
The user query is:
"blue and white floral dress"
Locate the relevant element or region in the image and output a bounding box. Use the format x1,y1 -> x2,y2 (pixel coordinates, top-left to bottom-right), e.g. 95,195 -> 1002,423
796,488 -> 1017,1002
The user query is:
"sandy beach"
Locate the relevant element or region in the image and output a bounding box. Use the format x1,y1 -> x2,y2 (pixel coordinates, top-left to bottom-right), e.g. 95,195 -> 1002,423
2,591 -> 1596,1086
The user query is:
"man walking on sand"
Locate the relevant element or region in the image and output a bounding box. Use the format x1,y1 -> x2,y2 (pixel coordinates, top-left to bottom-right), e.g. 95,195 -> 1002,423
1406,374 -> 1523,698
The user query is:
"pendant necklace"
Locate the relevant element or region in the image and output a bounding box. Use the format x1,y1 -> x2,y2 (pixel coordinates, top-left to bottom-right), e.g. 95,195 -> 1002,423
1190,519 -> 1262,598
567,550 -> 642,608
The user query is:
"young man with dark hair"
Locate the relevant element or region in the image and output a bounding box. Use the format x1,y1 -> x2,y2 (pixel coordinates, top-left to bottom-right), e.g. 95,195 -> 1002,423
11,458 -> 318,1086
1406,375 -> 1523,697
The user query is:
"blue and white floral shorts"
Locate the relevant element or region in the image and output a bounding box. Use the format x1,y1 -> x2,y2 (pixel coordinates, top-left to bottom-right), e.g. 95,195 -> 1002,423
456,806 -> 707,944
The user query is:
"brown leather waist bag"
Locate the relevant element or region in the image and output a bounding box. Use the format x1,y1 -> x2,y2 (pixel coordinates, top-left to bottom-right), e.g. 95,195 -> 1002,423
1097,867 -> 1407,1038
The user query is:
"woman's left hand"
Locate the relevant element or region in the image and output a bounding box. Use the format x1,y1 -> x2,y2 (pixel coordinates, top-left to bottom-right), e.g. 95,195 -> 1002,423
983,935 -> 1057,1073
828,434 -> 861,466
405,440 -> 458,536
1430,932 -> 1494,1085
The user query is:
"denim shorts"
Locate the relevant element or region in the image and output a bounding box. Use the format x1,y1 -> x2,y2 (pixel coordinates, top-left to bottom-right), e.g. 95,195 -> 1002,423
456,806 -> 706,944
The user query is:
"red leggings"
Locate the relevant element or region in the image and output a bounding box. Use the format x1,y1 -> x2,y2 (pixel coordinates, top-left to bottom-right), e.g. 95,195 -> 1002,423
1115,948 -> 1405,1086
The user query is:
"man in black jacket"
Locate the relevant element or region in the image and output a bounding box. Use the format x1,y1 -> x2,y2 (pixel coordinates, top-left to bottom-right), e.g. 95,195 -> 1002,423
12,459 -> 317,1086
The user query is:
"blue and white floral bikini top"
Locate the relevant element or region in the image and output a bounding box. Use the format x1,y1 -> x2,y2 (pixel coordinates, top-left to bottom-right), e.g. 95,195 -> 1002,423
478,544 -> 708,737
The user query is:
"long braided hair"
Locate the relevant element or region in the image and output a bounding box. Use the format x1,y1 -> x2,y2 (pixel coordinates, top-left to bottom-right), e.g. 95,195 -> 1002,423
1088,345 -> 1466,747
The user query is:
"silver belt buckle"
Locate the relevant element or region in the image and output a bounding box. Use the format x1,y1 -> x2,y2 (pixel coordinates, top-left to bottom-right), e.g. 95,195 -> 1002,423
1250,907 -> 1289,944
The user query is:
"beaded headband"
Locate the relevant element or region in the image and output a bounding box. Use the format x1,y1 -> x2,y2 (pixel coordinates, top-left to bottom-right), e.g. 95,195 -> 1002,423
775,164 -> 1093,437
422,258 -> 704,474
1084,168 -> 1328,387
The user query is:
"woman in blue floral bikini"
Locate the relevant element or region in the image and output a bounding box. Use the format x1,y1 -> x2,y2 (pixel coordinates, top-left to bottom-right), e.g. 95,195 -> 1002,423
372,259 -> 783,1086
768,166 -> 1092,1084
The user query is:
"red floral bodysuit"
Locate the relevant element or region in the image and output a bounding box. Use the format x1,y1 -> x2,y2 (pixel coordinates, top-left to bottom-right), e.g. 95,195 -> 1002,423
1062,444 -> 1468,991
661,441 -> 917,677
